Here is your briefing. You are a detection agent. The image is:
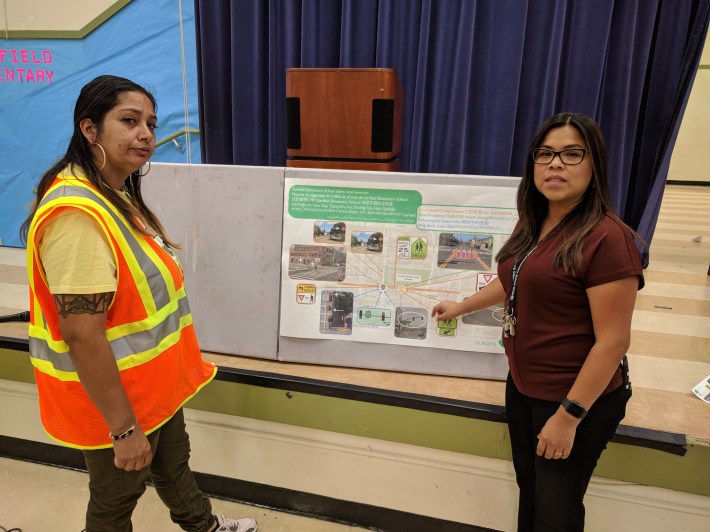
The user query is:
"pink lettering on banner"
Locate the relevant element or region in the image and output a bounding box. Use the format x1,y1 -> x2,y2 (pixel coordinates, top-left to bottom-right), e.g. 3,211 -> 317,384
0,48 -> 55,83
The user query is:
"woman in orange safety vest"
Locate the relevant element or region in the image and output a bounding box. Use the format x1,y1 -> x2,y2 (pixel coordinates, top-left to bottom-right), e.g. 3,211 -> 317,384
22,75 -> 257,532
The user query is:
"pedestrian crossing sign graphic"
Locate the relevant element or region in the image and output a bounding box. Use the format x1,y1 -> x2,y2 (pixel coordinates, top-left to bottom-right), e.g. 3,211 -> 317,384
411,238 -> 427,259
397,236 -> 427,259
437,317 -> 457,337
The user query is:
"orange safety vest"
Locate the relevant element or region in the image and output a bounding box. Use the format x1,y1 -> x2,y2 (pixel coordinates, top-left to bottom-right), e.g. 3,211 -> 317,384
26,170 -> 216,449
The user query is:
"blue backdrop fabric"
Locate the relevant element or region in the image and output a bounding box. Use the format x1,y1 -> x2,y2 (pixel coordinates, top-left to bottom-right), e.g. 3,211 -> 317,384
0,0 -> 200,247
194,0 -> 710,263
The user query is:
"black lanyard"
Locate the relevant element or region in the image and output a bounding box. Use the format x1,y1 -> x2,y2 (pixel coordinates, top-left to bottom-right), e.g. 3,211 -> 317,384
502,245 -> 537,338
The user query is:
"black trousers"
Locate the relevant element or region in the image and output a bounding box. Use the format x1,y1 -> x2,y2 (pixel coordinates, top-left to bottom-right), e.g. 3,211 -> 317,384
505,375 -> 631,532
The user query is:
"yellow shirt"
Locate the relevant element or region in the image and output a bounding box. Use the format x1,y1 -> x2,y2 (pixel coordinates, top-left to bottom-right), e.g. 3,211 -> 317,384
39,210 -> 116,294
38,189 -> 136,295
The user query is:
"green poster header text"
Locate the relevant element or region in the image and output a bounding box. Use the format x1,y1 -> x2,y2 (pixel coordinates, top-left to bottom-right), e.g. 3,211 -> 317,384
289,185 -> 422,224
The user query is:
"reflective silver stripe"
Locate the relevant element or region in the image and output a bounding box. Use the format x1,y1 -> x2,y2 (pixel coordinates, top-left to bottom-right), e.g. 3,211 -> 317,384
110,296 -> 191,359
30,337 -> 73,372
38,183 -> 170,309
29,297 -> 192,373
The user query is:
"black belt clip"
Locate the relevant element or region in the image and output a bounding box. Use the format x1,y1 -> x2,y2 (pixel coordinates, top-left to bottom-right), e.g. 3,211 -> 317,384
621,355 -> 631,390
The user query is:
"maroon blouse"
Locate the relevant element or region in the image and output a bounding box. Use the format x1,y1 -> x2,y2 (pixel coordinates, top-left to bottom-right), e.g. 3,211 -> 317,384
497,215 -> 644,402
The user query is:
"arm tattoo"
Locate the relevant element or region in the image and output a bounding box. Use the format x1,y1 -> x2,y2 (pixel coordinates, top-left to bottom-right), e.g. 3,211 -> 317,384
54,293 -> 112,318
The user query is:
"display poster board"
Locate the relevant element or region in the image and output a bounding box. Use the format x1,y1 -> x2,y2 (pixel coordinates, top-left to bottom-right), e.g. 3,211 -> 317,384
280,177 -> 518,354
146,164 -> 521,380
277,169 -> 520,379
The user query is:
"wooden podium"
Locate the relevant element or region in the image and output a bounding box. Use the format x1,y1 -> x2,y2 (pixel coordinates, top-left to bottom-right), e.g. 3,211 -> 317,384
286,68 -> 403,171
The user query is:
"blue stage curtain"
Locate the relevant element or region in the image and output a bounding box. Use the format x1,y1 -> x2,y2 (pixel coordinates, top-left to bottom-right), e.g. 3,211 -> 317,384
194,0 -> 710,260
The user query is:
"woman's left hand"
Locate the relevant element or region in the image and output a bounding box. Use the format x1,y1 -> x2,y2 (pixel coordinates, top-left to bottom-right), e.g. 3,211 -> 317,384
536,407 -> 580,460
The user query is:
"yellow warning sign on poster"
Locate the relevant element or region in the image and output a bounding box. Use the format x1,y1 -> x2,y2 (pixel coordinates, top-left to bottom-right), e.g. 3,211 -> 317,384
296,284 -> 316,304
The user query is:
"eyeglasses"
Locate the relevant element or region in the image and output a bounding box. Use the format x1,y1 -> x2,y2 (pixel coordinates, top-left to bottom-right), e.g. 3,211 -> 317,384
530,148 -> 589,165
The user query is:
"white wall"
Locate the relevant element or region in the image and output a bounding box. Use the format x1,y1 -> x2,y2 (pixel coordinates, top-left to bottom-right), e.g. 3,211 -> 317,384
668,31 -> 710,183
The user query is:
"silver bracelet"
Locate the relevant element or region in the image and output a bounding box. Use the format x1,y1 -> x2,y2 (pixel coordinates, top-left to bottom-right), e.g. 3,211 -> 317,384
109,418 -> 138,441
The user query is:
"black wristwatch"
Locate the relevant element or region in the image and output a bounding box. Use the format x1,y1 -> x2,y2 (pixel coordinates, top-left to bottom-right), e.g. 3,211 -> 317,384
561,398 -> 588,420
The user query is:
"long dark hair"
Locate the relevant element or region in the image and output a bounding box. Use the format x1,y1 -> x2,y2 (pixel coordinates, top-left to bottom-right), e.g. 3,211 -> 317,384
496,112 -> 635,272
21,75 -> 175,246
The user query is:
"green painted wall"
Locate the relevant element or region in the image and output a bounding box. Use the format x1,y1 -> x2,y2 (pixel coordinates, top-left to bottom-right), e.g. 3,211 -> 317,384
187,379 -> 510,459
2,347 -> 708,496
0,348 -> 34,383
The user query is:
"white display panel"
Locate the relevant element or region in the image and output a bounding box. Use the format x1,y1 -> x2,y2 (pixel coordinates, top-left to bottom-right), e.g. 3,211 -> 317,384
145,164 -> 521,379
279,176 -> 518,354
278,169 -> 519,379
144,163 -> 284,359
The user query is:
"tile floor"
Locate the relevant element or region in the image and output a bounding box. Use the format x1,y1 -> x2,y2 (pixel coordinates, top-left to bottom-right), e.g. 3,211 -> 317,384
0,456 -> 368,531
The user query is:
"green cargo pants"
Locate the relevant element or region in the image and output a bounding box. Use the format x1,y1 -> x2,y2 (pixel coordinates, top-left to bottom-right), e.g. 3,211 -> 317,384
82,408 -> 215,531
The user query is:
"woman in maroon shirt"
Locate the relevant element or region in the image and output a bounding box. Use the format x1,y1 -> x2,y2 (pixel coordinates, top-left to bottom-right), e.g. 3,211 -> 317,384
432,112 -> 643,531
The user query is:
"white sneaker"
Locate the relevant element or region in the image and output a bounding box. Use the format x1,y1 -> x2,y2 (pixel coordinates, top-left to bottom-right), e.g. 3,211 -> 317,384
213,513 -> 258,532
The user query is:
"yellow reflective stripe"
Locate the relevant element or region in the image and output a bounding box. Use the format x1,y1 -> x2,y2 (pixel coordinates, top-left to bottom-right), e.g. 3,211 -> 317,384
29,355 -> 79,383
26,206 -> 57,301
29,324 -> 69,352
129,235 -> 173,315
28,295 -> 188,354
41,428 -> 105,450
27,239 -> 44,324
32,299 -> 43,325
115,313 -> 194,372
29,290 -> 192,360
29,311 -> 194,382
30,295 -> 191,372
106,286 -> 187,340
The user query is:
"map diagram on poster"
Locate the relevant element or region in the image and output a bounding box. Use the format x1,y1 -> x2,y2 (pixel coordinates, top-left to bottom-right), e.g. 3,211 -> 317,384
279,178 -> 518,353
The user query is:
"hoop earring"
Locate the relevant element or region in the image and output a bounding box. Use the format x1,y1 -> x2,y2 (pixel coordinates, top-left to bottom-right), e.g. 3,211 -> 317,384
139,161 -> 151,177
93,142 -> 107,171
